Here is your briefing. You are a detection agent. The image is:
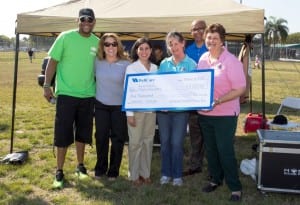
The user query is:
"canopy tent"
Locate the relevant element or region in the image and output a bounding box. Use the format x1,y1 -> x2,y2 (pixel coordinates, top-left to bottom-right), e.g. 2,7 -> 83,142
16,0 -> 264,40
9,0 -> 266,153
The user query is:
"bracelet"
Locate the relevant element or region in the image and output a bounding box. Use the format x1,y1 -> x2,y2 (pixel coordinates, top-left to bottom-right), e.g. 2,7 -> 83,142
215,98 -> 222,105
43,84 -> 51,88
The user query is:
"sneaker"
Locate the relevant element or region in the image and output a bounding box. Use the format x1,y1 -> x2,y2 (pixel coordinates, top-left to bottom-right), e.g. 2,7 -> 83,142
160,176 -> 171,185
75,164 -> 88,180
108,177 -> 117,181
52,170 -> 64,189
94,175 -> 103,180
172,178 -> 183,186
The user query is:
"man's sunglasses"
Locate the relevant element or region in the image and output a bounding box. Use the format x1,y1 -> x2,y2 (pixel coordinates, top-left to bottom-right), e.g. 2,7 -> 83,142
191,27 -> 205,33
104,42 -> 118,47
79,16 -> 94,23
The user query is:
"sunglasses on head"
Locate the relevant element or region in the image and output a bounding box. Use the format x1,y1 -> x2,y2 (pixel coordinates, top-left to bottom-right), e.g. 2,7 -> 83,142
104,42 -> 118,47
79,16 -> 94,23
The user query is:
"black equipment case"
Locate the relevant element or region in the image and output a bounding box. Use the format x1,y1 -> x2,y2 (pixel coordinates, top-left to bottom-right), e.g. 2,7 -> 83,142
256,129 -> 300,194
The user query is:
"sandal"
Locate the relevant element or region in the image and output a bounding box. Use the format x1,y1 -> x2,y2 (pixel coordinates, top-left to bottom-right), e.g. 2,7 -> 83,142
202,182 -> 221,193
230,191 -> 242,202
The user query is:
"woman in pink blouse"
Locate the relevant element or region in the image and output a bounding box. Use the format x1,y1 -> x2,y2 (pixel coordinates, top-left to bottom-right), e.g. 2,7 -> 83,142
197,23 -> 245,202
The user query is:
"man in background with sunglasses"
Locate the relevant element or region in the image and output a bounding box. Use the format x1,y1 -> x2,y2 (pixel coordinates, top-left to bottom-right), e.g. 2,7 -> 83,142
43,8 -> 99,189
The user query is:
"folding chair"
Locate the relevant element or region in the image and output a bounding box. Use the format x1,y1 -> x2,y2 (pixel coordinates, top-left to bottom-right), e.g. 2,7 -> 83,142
267,97 -> 300,130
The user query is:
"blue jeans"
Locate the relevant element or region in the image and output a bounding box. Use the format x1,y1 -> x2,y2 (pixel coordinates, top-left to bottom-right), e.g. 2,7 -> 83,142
157,111 -> 189,178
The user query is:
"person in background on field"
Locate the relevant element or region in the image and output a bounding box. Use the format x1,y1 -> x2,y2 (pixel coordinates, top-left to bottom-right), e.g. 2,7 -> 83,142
183,19 -> 208,177
254,54 -> 261,69
153,44 -> 165,66
125,37 -> 158,186
94,33 -> 130,181
157,31 -> 197,186
238,34 -> 252,104
43,8 -> 99,189
28,48 -> 34,63
197,23 -> 245,202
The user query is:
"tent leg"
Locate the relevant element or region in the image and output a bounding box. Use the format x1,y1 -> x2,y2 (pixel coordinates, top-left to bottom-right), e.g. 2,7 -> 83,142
261,33 -> 266,128
10,33 -> 20,153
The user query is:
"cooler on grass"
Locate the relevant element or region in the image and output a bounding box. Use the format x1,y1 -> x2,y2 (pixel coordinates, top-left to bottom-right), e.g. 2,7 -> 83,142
256,129 -> 300,194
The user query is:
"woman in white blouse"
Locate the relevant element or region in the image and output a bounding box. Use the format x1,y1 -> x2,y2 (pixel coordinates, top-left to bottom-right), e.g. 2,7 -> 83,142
125,37 -> 158,186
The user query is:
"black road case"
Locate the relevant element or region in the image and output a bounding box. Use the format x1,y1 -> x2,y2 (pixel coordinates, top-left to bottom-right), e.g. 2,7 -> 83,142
257,129 -> 300,194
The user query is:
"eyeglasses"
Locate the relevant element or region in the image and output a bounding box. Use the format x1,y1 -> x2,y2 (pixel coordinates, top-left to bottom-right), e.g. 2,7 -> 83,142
104,42 -> 118,47
191,27 -> 205,33
79,16 -> 94,23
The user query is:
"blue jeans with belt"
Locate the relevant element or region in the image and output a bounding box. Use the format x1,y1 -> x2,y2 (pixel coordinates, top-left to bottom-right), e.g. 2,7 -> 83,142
157,111 -> 189,179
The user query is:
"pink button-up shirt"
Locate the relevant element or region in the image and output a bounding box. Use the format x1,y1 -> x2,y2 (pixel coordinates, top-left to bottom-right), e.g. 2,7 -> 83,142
197,48 -> 246,116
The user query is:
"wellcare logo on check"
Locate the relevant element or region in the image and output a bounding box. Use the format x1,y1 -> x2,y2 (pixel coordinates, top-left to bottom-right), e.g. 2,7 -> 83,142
131,77 -> 155,83
122,70 -> 214,111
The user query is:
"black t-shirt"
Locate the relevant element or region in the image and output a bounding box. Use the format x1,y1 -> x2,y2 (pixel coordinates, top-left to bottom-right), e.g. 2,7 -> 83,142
28,50 -> 34,56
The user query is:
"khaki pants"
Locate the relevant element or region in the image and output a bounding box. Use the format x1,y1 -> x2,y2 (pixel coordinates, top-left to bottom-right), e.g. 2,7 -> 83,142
128,112 -> 156,181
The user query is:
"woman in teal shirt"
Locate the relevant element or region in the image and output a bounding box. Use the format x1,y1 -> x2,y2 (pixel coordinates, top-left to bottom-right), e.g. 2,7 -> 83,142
157,31 -> 197,186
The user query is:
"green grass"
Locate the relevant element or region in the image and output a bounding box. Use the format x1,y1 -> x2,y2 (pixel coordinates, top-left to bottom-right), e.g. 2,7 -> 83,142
0,51 -> 300,205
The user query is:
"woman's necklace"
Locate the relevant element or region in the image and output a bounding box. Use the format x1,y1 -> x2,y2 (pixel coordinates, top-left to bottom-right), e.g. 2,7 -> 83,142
209,48 -> 223,66
172,54 -> 185,65
209,55 -> 219,65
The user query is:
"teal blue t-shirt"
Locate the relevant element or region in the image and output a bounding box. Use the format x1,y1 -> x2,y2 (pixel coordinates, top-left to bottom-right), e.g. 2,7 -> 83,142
158,55 -> 197,73
48,29 -> 99,98
158,55 -> 197,111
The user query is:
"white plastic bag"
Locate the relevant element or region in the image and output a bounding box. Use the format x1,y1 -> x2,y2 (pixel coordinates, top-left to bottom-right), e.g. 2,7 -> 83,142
240,158 -> 257,181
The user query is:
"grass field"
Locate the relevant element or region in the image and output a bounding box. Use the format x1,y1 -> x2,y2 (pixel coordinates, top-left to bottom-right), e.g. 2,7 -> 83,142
0,51 -> 300,205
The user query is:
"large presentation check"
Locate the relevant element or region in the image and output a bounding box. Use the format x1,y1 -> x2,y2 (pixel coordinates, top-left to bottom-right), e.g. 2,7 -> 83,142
122,70 -> 214,111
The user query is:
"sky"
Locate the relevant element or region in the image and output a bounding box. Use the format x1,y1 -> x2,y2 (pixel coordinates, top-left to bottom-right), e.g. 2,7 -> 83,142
234,0 -> 299,34
0,0 -> 66,38
0,0 -> 299,38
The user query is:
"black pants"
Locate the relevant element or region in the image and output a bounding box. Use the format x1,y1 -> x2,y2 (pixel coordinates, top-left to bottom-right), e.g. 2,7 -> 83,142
188,112 -> 205,170
94,100 -> 128,177
198,115 -> 242,191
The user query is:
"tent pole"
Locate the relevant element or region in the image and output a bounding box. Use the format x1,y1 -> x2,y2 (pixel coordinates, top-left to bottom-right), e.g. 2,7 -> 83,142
10,33 -> 20,153
261,33 -> 266,126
